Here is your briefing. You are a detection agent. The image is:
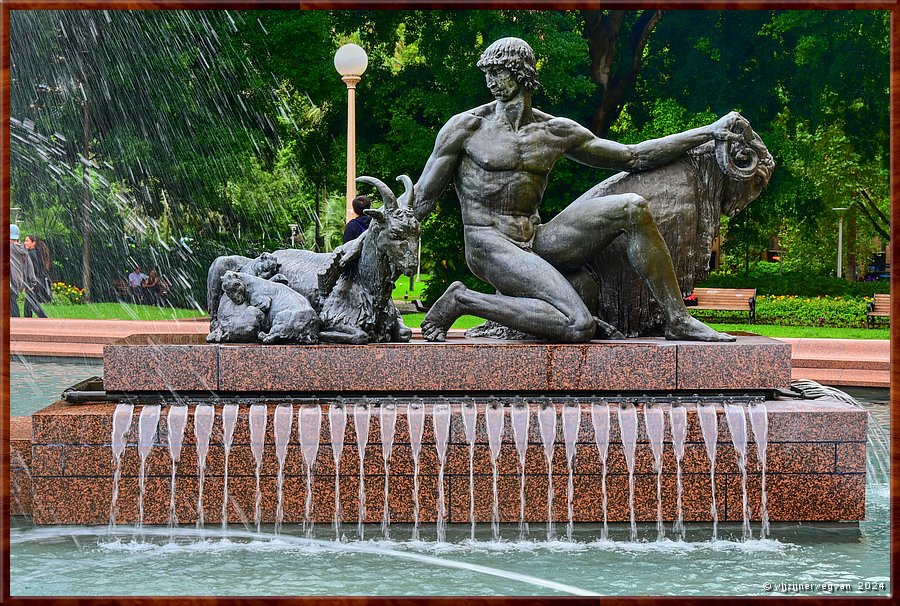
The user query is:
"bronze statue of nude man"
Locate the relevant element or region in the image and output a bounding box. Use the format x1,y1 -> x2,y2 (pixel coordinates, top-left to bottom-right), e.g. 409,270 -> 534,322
414,37 -> 743,343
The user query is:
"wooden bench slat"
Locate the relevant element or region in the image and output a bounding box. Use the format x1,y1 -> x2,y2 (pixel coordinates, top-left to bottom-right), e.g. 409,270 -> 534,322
687,287 -> 756,322
866,293 -> 890,328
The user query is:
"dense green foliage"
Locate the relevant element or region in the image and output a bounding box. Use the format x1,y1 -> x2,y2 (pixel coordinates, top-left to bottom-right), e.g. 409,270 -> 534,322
691,294 -> 875,328
699,262 -> 889,297
9,10 -> 889,309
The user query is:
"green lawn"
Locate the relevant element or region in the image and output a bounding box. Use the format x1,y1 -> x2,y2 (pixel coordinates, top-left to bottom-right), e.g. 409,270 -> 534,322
21,302 -> 207,321
401,313 -> 485,330
18,299 -> 890,339
392,274 -> 429,301
707,323 -> 889,340
399,316 -> 889,339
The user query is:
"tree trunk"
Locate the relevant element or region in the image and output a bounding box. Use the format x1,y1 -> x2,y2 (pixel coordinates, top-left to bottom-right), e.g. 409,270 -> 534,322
81,97 -> 92,301
583,9 -> 663,137
858,189 -> 889,242
846,211 -> 858,282
314,184 -> 324,253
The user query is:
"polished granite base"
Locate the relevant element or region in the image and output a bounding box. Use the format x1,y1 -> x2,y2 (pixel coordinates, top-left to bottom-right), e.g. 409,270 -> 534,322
102,334 -> 792,394
17,335 -> 859,526
23,397 -> 865,525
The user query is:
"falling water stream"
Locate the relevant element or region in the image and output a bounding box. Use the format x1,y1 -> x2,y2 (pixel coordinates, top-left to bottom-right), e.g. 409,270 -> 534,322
193,405 -> 214,529
537,404 -> 557,541
433,403 -> 451,543
644,404 -> 665,541
248,404 -> 267,533
725,403 -> 752,541
108,404 -> 134,530
379,403 -> 397,539
461,401 -> 478,540
165,406 -> 188,529
617,403 -> 638,542
511,403 -> 530,540
298,405 -> 321,537
562,403 -> 580,542
698,403 -> 720,540
353,404 -> 371,540
407,402 -> 425,541
485,402 -> 504,542
590,403 -> 610,540
669,405 -> 688,540
328,404 -> 347,540
749,403 -> 770,538
220,404 -> 238,530
273,405 -> 293,534
105,399 -> 785,547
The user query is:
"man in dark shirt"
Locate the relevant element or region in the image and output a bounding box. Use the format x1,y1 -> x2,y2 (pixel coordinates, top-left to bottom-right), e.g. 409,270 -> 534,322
342,195 -> 372,243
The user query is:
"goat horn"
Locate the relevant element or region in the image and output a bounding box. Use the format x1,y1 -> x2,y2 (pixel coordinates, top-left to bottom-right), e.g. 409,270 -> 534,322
357,176 -> 397,211
396,174 -> 414,209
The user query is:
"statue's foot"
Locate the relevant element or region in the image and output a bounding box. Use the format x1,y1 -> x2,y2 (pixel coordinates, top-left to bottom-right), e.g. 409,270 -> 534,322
421,281 -> 466,342
665,315 -> 736,342
594,317 -> 625,340
394,323 -> 413,342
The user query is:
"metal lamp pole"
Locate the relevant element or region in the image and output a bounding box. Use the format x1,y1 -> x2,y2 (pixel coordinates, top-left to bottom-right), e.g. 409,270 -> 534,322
335,43 -> 368,225
833,207 -> 849,279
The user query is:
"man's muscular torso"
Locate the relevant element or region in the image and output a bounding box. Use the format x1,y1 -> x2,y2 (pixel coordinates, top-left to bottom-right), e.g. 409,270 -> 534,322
451,103 -> 591,245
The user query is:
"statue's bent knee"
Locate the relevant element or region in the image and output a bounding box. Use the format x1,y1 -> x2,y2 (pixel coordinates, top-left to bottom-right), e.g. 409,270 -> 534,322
623,193 -> 651,221
563,313 -> 595,343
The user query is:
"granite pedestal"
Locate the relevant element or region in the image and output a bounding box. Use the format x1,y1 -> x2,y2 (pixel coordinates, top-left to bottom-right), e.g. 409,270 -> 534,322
102,333 -> 791,394
20,335 -> 867,526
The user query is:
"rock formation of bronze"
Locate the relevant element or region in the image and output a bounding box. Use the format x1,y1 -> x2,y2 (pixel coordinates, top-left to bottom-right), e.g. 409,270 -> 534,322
413,37 -> 771,343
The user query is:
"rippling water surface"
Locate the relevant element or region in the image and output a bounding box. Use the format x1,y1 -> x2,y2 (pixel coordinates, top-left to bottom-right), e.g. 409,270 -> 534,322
8,359 -> 890,596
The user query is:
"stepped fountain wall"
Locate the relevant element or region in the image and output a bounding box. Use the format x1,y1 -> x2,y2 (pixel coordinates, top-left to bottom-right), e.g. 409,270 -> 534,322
20,335 -> 867,527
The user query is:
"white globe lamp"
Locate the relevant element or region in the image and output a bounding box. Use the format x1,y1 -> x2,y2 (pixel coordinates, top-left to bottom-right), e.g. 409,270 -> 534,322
335,44 -> 369,223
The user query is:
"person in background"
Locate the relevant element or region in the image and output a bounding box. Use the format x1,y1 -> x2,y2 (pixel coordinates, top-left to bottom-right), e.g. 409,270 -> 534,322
342,195 -> 372,243
142,268 -> 161,305
23,234 -> 50,317
127,265 -> 147,303
9,224 -> 36,317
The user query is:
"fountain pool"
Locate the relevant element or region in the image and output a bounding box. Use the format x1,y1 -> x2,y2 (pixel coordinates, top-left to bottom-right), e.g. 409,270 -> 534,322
7,359 -> 891,597
9,501 -> 890,596
10,356 -> 103,416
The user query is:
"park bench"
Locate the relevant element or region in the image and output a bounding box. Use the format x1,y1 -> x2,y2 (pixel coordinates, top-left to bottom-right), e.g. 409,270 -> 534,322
157,280 -> 171,304
110,278 -> 170,304
866,293 -> 890,328
111,279 -> 130,301
687,287 -> 757,323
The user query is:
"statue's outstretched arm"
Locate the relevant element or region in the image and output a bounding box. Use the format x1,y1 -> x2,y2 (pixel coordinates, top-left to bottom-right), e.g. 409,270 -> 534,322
413,113 -> 476,221
565,111 -> 751,172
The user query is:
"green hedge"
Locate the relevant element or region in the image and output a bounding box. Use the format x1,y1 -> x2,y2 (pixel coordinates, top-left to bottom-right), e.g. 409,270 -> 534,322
690,295 -> 877,328
698,262 -> 889,297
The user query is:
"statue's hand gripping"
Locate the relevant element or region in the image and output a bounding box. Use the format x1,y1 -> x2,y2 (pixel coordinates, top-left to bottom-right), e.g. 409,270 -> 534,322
712,111 -> 759,181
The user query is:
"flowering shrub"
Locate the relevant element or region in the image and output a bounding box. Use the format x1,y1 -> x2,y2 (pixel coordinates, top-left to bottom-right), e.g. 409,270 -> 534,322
51,281 -> 85,305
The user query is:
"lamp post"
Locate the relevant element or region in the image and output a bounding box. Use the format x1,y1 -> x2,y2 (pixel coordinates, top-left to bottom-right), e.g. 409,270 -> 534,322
833,207 -> 849,279
334,43 -> 368,224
